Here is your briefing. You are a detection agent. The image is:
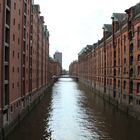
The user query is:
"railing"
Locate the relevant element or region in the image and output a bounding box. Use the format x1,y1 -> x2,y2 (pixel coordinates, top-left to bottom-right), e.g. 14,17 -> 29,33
52,75 -> 79,81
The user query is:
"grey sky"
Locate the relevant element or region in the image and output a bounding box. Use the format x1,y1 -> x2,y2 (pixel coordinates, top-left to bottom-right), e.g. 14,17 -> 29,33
34,0 -> 139,70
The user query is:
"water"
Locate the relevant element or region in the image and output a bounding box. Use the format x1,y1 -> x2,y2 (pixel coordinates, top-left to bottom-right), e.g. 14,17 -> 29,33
6,78 -> 140,140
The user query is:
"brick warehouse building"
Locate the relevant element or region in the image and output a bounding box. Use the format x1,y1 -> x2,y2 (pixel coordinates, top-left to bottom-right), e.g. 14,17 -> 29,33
49,57 -> 62,81
0,0 -> 54,137
69,2 -> 140,119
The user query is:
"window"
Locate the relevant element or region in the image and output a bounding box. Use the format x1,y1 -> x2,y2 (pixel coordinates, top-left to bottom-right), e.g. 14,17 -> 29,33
130,68 -> 133,77
138,55 -> 140,61
13,18 -> 15,25
124,35 -> 126,53
137,26 -> 140,49
124,67 -> 126,74
13,51 -> 14,57
13,34 -> 15,41
137,83 -> 140,93
114,79 -> 116,88
138,26 -> 140,36
18,38 -> 20,45
17,82 -> 19,87
130,81 -> 133,93
136,100 -> 140,105
14,2 -> 16,9
13,67 -> 14,72
18,53 -> 19,58
138,40 -> 140,49
11,106 -> 13,113
130,43 -> 133,53
138,66 -> 140,75
124,58 -> 126,64
18,24 -> 20,30
124,81 -> 126,89
12,83 -> 14,88
118,80 -> 120,88
17,67 -> 19,73
118,68 -> 120,75
16,102 -> 19,108
130,56 -> 133,65
0,4 -> 1,13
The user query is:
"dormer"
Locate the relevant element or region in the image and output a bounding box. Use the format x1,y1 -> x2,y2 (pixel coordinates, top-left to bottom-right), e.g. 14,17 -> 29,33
103,24 -> 112,39
34,4 -> 41,14
111,13 -> 127,32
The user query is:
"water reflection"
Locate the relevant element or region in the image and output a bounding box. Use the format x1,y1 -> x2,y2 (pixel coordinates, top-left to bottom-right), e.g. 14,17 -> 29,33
6,78 -> 140,140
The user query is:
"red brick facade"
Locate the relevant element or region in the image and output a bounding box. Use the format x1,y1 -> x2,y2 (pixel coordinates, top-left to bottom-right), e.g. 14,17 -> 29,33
0,0 -> 52,132
70,2 -> 140,116
49,58 -> 62,81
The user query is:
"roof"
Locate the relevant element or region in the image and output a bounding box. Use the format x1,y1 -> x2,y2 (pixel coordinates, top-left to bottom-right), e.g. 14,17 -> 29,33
33,4 -> 40,13
78,45 -> 93,56
135,2 -> 140,16
112,13 -> 127,22
103,24 -> 112,32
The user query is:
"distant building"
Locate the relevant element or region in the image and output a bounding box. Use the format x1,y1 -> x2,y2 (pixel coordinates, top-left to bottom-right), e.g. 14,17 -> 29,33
49,57 -> 62,80
54,51 -> 62,67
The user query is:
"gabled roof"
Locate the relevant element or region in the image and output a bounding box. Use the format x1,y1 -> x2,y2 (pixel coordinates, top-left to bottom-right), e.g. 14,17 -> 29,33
135,2 -> 140,16
112,13 -> 127,22
33,4 -> 40,13
78,45 -> 93,56
103,24 -> 112,32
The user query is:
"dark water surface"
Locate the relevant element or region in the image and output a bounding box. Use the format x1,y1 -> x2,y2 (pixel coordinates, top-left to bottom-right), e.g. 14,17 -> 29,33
6,78 -> 140,140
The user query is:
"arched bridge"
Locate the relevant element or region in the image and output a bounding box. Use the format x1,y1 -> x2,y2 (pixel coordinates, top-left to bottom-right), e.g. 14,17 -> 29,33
52,75 -> 78,81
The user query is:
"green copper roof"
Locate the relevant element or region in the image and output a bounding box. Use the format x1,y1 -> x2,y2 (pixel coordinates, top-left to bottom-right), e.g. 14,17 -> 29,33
135,2 -> 140,16
112,13 -> 127,22
78,45 -> 93,56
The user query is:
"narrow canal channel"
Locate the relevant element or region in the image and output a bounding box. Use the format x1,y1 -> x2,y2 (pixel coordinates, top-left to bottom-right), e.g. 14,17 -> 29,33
6,78 -> 140,140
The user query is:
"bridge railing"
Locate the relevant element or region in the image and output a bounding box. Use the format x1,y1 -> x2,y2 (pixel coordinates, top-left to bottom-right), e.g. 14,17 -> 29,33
52,75 -> 78,81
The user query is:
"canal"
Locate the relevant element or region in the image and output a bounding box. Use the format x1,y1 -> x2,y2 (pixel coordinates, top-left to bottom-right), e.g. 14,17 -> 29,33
6,78 -> 140,140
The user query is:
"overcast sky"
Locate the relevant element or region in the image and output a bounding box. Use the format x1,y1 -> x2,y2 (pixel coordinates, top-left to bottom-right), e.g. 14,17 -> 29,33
34,0 -> 139,70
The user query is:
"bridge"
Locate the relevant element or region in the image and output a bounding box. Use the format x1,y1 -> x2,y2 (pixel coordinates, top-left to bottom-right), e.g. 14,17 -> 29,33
52,75 -> 78,81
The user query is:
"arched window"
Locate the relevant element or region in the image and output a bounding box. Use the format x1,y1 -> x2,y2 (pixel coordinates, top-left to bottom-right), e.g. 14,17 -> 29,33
124,35 -> 126,53
138,26 -> 140,49
138,55 -> 140,61
124,81 -> 126,89
138,26 -> 140,36
130,68 -> 133,77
